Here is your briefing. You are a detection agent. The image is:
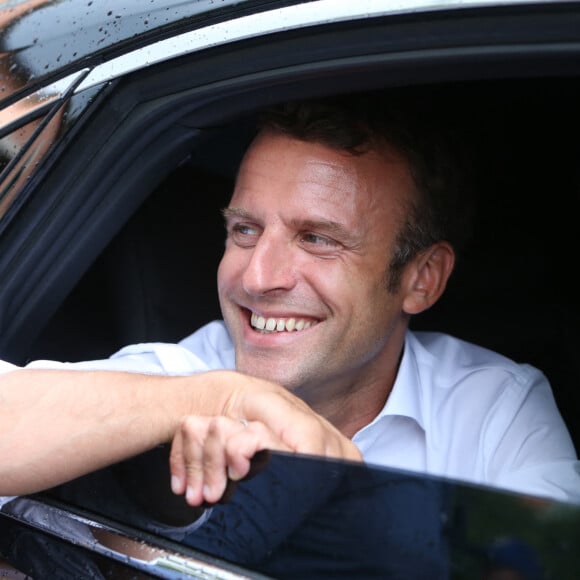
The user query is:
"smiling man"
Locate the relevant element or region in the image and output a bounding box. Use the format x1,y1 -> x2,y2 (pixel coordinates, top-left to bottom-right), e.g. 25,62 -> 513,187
169,97 -> 579,506
0,96 -> 578,506
217,122 -> 444,433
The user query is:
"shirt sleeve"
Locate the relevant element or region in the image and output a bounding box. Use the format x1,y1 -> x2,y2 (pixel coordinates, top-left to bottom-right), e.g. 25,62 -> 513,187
0,340 -> 219,376
0,359 -> 17,374
0,321 -> 232,376
0,350 -> 168,374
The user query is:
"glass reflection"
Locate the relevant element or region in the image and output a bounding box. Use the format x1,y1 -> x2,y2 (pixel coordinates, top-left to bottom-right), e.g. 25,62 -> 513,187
0,0 -> 98,227
0,496 -> 256,579
0,86 -> 99,227
41,451 -> 580,579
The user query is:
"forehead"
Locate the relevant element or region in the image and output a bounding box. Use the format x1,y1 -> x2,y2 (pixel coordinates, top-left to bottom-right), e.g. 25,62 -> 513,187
230,130 -> 414,224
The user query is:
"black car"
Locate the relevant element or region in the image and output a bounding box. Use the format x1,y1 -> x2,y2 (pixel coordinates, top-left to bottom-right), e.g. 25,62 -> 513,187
1,0 -> 580,578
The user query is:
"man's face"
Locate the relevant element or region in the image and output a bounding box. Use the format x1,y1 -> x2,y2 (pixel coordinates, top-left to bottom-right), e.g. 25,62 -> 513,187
217,130 -> 417,399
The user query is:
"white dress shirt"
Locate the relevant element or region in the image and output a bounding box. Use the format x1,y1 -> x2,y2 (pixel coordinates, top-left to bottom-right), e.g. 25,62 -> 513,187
2,320 -> 579,503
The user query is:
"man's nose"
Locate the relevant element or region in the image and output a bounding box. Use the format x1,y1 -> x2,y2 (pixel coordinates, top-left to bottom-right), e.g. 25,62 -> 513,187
242,233 -> 297,296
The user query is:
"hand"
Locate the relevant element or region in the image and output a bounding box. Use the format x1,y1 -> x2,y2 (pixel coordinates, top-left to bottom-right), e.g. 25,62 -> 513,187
169,371 -> 362,506
169,416 -> 289,506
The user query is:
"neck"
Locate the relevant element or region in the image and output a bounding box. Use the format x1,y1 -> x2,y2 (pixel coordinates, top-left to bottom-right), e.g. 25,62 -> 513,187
299,342 -> 404,439
327,370 -> 398,439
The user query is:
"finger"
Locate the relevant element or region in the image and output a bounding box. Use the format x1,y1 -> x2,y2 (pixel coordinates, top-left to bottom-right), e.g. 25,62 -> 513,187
225,421 -> 291,481
168,430 -> 186,495
216,449 -> 272,505
178,416 -> 209,506
201,416 -> 247,504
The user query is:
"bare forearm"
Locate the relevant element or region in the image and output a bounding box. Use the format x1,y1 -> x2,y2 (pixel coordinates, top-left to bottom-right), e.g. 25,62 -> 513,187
0,369 -> 230,495
0,368 -> 361,499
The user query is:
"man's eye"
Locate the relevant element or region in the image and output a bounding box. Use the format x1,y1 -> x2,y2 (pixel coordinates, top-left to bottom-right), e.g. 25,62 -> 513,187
230,223 -> 260,246
302,232 -> 335,245
300,232 -> 339,249
233,223 -> 256,235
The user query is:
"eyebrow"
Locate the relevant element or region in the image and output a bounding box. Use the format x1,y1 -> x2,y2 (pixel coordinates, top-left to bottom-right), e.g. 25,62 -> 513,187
291,217 -> 350,237
221,207 -> 253,221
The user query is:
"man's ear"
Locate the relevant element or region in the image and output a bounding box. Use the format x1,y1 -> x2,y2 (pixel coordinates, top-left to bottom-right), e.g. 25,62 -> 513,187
401,242 -> 455,315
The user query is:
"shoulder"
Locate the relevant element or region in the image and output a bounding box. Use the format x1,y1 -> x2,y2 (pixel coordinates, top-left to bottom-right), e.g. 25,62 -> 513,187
405,332 -> 578,500
407,330 -> 546,392
106,321 -> 234,374
405,330 -> 551,429
178,320 -> 235,370
406,330 -> 566,450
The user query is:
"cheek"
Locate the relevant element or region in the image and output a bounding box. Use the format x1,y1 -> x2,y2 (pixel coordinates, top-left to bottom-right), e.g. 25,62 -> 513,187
302,260 -> 364,315
217,258 -> 239,309
348,265 -> 397,326
323,256 -> 388,300
216,256 -> 228,296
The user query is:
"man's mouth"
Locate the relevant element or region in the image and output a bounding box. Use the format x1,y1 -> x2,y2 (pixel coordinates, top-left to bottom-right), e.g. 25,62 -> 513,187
250,312 -> 318,333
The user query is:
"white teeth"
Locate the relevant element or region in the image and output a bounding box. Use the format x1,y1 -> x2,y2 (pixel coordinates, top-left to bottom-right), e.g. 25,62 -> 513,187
250,312 -> 316,333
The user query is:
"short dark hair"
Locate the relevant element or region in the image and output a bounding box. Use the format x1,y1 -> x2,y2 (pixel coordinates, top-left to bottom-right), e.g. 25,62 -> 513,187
258,94 -> 474,292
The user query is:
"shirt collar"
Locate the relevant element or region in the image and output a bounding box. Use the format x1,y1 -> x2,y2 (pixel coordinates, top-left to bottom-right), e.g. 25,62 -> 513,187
368,331 -> 426,432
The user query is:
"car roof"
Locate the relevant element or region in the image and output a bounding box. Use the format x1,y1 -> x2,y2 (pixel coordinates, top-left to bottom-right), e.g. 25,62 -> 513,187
1,0 -> 572,107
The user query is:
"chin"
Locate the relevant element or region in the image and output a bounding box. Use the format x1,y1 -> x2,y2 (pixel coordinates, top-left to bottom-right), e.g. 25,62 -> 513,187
236,360 -> 297,390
